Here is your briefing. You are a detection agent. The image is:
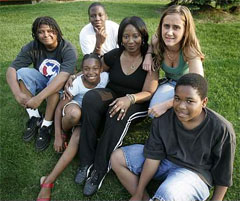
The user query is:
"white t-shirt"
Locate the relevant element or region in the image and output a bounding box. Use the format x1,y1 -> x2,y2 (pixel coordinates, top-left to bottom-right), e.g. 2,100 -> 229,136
79,20 -> 119,55
68,72 -> 109,107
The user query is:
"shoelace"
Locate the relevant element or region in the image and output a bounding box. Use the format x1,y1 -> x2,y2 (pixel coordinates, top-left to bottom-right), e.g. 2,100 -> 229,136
90,170 -> 99,184
79,166 -> 87,172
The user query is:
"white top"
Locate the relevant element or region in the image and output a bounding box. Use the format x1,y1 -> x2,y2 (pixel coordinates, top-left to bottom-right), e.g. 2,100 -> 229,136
69,72 -> 109,107
79,20 -> 119,55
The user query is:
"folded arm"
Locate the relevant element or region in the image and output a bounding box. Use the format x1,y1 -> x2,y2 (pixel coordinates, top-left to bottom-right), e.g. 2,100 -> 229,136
25,71 -> 70,109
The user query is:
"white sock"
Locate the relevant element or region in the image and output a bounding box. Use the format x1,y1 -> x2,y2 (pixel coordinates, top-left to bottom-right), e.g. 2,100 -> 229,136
41,119 -> 53,128
26,108 -> 41,119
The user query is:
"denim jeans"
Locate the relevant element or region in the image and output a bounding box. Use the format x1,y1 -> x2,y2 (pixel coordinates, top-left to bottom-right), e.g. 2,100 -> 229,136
17,68 -> 57,96
121,144 -> 210,201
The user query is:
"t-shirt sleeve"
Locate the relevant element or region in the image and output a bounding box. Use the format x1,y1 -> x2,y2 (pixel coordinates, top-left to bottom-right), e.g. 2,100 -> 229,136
10,43 -> 33,70
79,26 -> 95,55
103,48 -> 118,68
211,124 -> 236,187
59,42 -> 78,74
113,24 -> 119,45
68,75 -> 82,97
98,72 -> 109,88
144,118 -> 166,160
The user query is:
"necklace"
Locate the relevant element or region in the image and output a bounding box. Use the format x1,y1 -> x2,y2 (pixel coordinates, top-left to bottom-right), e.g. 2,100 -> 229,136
124,51 -> 142,70
130,65 -> 136,70
166,49 -> 177,62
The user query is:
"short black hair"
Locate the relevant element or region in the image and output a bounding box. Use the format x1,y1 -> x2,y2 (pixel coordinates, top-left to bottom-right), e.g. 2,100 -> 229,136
32,16 -> 63,42
81,53 -> 102,68
175,73 -> 208,100
88,2 -> 106,16
118,16 -> 149,56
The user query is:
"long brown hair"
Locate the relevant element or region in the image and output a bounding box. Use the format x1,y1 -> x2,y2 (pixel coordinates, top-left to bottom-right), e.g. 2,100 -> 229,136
154,5 -> 204,69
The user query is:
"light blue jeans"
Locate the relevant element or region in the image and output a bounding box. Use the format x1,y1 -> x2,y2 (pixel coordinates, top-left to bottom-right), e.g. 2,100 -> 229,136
121,144 -> 210,201
149,79 -> 176,118
17,68 -> 57,96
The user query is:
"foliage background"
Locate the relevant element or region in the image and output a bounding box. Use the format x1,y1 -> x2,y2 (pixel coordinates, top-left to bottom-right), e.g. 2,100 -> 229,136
0,0 -> 239,200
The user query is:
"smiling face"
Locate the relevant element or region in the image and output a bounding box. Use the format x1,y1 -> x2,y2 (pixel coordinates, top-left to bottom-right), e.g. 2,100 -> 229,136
89,5 -> 107,30
162,13 -> 185,49
122,24 -> 142,54
173,85 -> 208,128
37,24 -> 58,51
82,58 -> 102,87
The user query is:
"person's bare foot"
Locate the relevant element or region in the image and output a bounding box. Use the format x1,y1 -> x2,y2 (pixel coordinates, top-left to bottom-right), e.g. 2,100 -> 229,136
142,191 -> 150,201
37,176 -> 54,200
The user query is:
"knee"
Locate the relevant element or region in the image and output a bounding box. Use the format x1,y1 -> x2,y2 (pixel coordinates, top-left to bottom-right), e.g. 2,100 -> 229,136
155,182 -> 189,201
17,68 -> 33,80
17,68 -> 27,77
65,106 -> 81,124
82,90 -> 100,107
110,149 -> 125,172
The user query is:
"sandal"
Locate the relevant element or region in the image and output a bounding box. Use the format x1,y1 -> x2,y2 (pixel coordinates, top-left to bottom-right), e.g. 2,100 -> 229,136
36,176 -> 54,201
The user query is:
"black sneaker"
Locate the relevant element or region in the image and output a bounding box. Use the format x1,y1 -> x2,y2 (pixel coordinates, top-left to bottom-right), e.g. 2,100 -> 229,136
35,125 -> 52,151
75,164 -> 93,185
83,169 -> 106,196
23,116 -> 42,142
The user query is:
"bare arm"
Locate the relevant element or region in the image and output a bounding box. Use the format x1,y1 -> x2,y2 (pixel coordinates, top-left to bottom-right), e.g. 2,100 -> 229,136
94,27 -> 107,55
25,71 -> 70,109
6,67 -> 31,106
188,57 -> 204,76
210,186 -> 228,201
142,34 -> 158,72
54,97 -> 72,152
130,158 -> 160,201
187,47 -> 204,76
64,72 -> 83,100
134,70 -> 159,103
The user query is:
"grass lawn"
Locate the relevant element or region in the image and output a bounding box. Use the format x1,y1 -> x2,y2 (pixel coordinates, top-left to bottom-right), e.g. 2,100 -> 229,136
0,0 -> 239,200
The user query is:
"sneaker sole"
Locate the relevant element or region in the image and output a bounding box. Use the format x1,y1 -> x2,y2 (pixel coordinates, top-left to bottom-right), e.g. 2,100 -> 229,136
35,142 -> 50,152
23,129 -> 37,142
23,118 -> 42,142
35,137 -> 51,152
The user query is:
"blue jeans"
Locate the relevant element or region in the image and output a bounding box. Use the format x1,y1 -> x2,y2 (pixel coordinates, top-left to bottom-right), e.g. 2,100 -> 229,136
149,79 -> 176,118
17,68 -> 57,96
121,144 -> 210,201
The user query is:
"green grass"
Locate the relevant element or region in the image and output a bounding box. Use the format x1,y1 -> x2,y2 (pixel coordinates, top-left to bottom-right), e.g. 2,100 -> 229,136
0,0 -> 239,200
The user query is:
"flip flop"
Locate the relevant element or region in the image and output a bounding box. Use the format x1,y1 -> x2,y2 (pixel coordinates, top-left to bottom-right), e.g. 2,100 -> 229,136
36,176 -> 54,201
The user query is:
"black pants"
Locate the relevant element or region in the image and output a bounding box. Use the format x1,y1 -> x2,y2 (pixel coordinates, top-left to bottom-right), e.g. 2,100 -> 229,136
78,88 -> 149,173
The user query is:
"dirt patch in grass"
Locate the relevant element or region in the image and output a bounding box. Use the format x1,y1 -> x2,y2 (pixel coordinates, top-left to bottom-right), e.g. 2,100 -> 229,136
192,5 -> 239,23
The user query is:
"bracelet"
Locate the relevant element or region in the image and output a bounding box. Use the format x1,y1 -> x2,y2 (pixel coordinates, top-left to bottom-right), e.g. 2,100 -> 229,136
126,94 -> 136,105
95,46 -> 101,51
72,74 -> 76,79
